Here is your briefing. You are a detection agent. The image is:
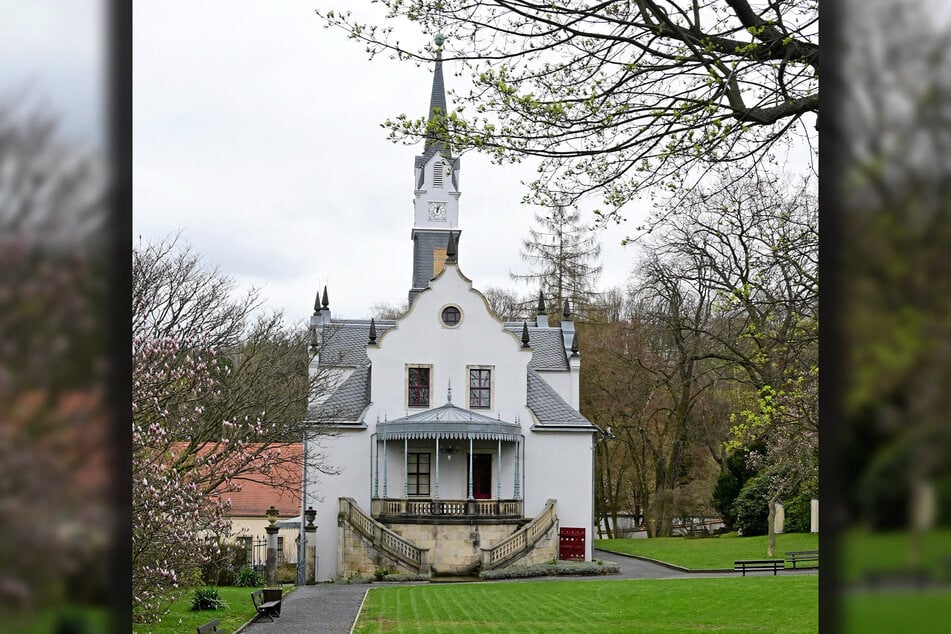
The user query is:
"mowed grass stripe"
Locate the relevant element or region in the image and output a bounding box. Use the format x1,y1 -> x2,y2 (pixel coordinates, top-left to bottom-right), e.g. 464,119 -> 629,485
594,533 -> 819,570
354,576 -> 817,633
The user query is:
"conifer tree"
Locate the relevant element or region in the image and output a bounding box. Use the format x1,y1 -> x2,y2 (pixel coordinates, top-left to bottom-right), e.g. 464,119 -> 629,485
511,205 -> 602,321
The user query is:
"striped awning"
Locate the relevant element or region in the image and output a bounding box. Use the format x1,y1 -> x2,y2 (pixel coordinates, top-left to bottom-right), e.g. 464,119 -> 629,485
377,402 -> 521,442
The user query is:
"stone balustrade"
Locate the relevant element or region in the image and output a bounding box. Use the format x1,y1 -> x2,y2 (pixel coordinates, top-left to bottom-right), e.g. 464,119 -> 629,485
371,498 -> 523,519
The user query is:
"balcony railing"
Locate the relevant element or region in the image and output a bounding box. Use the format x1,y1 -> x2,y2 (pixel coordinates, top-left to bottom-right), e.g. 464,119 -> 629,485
371,498 -> 523,519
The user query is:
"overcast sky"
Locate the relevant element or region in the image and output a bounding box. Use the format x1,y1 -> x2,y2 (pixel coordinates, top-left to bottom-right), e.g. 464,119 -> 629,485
131,1 -> 648,323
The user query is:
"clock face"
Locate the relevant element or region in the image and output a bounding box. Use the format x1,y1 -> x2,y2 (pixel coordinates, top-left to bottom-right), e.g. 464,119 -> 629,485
429,202 -> 447,221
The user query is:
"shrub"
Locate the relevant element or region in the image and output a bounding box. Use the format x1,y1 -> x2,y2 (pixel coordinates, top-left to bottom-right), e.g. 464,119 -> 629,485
732,472 -> 771,536
189,587 -> 227,611
201,541 -> 249,586
380,573 -> 430,582
236,566 -> 264,587
480,560 -> 620,580
783,477 -> 818,533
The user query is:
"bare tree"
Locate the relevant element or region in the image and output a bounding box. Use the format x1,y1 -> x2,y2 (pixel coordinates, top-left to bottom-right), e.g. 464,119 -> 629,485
319,0 -> 818,219
132,237 -> 340,620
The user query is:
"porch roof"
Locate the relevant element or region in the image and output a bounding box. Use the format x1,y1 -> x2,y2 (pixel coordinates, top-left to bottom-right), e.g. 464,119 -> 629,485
377,402 -> 521,441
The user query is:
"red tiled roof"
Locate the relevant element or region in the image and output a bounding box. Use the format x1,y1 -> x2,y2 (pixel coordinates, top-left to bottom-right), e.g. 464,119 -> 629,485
169,442 -> 303,519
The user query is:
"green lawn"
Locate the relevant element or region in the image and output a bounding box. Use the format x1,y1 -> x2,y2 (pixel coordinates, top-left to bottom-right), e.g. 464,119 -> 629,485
843,589 -> 951,633
354,576 -> 818,633
840,527 -> 951,583
595,533 -> 819,571
0,605 -> 112,634
132,584 -> 292,634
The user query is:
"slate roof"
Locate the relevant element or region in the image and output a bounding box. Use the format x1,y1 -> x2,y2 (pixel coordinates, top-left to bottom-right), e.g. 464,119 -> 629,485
309,364 -> 371,422
504,323 -> 569,371
526,370 -> 593,427
319,321 -> 394,368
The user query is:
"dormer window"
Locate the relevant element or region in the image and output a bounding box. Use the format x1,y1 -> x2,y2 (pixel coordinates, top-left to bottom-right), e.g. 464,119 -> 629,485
433,162 -> 444,188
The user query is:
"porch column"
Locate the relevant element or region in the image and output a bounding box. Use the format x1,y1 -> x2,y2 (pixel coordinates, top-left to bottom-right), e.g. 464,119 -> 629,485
434,437 -> 440,499
403,438 -> 409,497
372,435 -> 379,498
497,438 -> 502,500
514,436 -> 521,500
467,437 -> 474,499
382,435 -> 388,498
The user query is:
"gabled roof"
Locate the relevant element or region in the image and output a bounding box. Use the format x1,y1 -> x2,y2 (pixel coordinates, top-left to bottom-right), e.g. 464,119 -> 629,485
526,370 -> 594,428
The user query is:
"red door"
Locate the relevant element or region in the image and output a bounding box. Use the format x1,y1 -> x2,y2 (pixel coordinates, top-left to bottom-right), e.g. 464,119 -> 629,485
470,454 -> 492,499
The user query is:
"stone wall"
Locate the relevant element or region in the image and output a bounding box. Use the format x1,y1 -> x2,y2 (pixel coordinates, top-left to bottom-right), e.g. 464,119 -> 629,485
337,518 -> 564,577
337,519 -> 421,580
388,522 -> 520,575
507,521 -> 558,567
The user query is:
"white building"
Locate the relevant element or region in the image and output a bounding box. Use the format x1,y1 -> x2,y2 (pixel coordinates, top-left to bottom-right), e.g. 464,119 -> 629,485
303,49 -> 599,580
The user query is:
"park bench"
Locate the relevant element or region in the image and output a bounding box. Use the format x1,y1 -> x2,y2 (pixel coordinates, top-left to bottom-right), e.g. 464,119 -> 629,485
196,619 -> 220,634
734,559 -> 784,576
784,550 -> 819,569
251,588 -> 283,622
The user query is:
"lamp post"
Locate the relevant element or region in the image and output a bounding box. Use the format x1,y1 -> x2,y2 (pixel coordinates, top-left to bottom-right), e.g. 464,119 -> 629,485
265,506 -> 279,586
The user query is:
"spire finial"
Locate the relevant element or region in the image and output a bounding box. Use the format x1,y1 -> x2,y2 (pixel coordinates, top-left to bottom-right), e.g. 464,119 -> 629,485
447,378 -> 452,403
322,286 -> 330,310
521,321 -> 531,348
537,290 -> 547,315
571,328 -> 579,356
313,288 -> 321,315
563,298 -> 571,319
368,318 -> 377,344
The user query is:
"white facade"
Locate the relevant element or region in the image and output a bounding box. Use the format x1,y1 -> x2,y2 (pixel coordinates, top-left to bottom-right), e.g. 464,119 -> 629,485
302,52 -> 598,580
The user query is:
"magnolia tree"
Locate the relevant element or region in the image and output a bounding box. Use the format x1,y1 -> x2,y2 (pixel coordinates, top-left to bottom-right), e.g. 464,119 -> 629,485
132,238 -> 338,622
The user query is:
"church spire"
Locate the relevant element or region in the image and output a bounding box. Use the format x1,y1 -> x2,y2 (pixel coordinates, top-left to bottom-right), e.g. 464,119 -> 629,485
409,33 -> 462,306
424,34 -> 448,154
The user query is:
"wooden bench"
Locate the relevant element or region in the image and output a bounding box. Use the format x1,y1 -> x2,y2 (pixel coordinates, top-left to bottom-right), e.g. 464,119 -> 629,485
784,550 -> 819,569
735,559 -> 784,576
196,619 -> 220,634
251,588 -> 282,622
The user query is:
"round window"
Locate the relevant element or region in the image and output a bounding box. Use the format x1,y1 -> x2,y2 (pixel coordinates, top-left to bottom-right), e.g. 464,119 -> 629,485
441,305 -> 461,326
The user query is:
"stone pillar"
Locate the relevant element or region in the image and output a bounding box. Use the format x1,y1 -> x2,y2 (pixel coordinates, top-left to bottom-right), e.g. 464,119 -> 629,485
304,506 -> 317,585
265,505 -> 279,586
810,499 -> 819,533
774,502 -> 785,534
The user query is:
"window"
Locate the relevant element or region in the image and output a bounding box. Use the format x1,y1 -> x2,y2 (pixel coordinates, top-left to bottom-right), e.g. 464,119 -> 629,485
407,453 -> 431,496
441,305 -> 461,326
408,366 -> 430,407
277,536 -> 285,563
469,367 -> 492,409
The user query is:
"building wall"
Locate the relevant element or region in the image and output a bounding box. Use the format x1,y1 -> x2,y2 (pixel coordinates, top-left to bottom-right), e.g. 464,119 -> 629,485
524,432 -> 595,560
307,265 -> 595,576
